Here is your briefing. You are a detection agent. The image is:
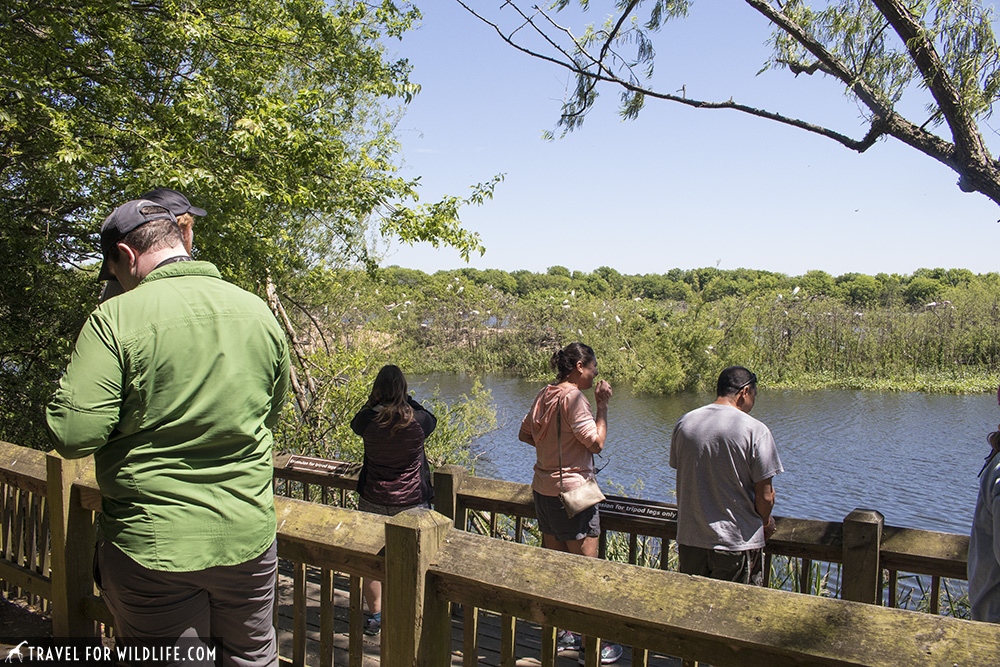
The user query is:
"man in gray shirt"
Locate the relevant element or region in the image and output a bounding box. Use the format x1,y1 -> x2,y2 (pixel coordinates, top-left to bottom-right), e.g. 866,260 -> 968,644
669,366 -> 783,585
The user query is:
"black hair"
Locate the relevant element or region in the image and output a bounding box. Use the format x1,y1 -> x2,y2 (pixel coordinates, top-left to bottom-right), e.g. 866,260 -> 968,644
717,366 -> 757,397
550,342 -> 597,382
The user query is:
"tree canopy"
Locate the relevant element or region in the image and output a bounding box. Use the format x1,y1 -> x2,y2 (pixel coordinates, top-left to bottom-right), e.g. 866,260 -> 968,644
459,0 -> 1000,206
1,0 -> 493,449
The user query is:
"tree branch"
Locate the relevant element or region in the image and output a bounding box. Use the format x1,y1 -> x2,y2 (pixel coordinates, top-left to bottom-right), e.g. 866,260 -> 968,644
599,0 -> 642,65
779,58 -> 836,76
869,0 -> 999,194
458,0 -> 1000,205
744,0 -> 962,170
279,289 -> 333,356
457,0 -> 882,150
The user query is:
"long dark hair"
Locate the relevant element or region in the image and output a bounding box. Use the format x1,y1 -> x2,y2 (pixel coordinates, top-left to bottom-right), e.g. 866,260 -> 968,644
550,342 -> 596,383
368,364 -> 414,434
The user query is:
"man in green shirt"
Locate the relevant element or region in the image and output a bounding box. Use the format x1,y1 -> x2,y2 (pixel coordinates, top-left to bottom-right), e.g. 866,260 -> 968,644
47,199 -> 290,666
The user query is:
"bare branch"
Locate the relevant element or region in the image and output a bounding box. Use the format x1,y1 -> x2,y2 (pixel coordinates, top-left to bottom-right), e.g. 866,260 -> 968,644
455,1 -> 579,74
279,289 -> 333,356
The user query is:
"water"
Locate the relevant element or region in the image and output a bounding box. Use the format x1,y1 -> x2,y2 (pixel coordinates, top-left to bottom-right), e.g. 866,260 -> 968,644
413,373 -> 995,536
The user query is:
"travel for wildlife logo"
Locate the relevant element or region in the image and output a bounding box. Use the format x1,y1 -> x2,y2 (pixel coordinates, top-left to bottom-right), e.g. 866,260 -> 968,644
3,639 -> 218,665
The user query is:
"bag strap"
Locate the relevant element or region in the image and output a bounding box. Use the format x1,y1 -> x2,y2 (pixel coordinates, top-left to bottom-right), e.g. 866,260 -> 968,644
557,395 -> 565,493
556,391 -> 595,493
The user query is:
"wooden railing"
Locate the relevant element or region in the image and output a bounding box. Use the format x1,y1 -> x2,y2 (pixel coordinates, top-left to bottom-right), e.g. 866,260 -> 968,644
0,440 -> 992,666
0,443 -> 52,611
275,457 -> 970,613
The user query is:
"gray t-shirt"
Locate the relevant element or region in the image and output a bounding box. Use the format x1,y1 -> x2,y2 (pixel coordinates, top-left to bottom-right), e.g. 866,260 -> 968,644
669,403 -> 783,551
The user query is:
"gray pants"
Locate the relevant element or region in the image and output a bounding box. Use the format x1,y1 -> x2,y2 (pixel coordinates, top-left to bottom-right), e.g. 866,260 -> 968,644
97,540 -> 278,667
677,544 -> 764,586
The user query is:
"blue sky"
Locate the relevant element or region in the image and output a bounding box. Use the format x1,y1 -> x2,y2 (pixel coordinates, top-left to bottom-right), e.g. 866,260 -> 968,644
382,2 -> 1000,277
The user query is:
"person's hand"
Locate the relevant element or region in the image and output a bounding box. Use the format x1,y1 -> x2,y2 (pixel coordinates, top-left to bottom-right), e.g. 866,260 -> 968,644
764,515 -> 776,541
595,379 -> 612,405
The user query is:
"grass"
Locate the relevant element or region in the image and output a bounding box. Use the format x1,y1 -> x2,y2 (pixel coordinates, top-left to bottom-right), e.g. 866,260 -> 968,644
892,574 -> 971,619
769,370 -> 1000,394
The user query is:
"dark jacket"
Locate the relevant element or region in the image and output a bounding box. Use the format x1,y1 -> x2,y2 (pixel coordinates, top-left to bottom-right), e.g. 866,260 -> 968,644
350,397 -> 436,506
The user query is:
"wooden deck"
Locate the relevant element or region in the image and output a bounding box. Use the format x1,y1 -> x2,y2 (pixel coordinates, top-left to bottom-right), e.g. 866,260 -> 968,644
275,560 -> 682,667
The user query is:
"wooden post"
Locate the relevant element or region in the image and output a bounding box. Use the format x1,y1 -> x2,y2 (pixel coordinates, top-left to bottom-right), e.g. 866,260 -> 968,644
382,508 -> 452,667
432,465 -> 467,528
319,568 -> 334,667
349,575 -> 363,667
842,508 -> 884,604
46,453 -> 96,636
539,625 -> 556,667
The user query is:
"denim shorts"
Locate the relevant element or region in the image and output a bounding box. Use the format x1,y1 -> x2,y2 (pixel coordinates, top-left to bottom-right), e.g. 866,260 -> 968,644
533,491 -> 601,541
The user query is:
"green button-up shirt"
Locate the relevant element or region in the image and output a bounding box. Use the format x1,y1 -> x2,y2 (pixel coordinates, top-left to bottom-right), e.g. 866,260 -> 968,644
47,261 -> 290,571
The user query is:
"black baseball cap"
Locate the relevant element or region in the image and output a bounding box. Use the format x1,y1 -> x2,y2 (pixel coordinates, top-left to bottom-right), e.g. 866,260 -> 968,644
139,187 -> 207,218
97,199 -> 177,280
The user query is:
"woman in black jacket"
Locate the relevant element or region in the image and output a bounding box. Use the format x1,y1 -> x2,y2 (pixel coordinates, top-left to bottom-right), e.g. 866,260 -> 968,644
350,364 -> 436,635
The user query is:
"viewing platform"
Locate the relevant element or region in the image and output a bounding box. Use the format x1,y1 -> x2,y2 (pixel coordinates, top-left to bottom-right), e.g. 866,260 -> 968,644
0,442 -> 995,666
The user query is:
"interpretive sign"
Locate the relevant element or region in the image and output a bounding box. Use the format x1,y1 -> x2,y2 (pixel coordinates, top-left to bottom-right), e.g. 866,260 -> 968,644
284,454 -> 361,477
598,495 -> 677,523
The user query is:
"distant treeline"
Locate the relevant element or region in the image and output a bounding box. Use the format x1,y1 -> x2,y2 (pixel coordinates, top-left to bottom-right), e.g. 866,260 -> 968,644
339,265 -> 1000,394
383,265 -> 989,308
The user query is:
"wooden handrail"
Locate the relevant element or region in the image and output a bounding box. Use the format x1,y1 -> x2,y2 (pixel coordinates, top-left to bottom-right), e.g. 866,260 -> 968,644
424,527 -> 998,667
270,452 -> 972,585
881,524 -> 969,579
0,440 -> 48,495
274,497 -> 384,581
435,467 -> 970,582
0,441 -> 992,665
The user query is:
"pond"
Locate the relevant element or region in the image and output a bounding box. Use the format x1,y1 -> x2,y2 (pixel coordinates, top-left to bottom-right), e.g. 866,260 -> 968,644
413,373 -> 995,536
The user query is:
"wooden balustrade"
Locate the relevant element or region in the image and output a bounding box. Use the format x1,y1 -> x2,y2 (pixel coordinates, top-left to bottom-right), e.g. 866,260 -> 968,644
414,520 -> 999,667
0,443 -> 51,609
431,465 -> 970,610
0,439 -> 990,666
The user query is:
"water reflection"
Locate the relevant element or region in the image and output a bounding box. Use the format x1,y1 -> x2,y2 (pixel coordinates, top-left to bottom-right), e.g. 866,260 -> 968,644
414,373 -> 993,535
